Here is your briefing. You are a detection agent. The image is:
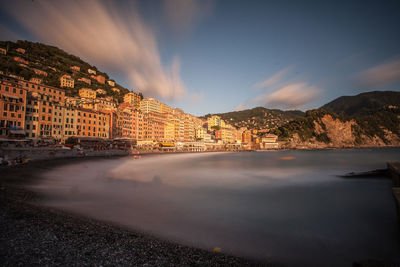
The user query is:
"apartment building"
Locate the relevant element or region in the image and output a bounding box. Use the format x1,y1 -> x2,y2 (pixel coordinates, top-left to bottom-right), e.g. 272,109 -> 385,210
123,92 -> 141,109
60,74 -> 74,88
0,75 -> 27,137
79,88 -> 96,99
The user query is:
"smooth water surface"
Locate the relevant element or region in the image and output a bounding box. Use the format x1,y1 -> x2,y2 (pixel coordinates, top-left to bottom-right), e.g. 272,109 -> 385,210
32,149 -> 400,266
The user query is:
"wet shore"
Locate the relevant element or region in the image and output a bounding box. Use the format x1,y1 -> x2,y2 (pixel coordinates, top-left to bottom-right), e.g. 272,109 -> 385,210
0,157 -> 276,266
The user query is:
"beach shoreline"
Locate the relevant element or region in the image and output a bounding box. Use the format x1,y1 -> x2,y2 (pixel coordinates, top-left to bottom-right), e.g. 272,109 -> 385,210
0,157 -> 276,266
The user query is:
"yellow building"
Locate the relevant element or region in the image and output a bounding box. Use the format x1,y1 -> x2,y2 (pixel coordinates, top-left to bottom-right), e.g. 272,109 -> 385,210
123,92 -> 141,109
160,102 -> 173,114
207,115 -> 222,131
60,74 -> 74,88
140,97 -> 161,113
79,88 -> 96,99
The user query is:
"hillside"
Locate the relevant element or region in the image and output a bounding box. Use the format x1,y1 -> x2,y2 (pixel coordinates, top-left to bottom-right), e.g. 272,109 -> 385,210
321,91 -> 400,116
0,40 -> 139,102
271,106 -> 400,148
202,107 -> 305,130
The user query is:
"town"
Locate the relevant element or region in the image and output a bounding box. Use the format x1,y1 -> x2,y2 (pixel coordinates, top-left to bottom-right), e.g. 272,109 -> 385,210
0,46 -> 279,153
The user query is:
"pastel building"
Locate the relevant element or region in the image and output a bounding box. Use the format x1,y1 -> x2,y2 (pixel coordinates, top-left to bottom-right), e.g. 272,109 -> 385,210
79,88 -> 96,99
60,74 -> 74,88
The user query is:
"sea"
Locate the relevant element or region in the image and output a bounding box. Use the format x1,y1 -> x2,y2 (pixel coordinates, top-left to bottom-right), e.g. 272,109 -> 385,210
31,148 -> 400,266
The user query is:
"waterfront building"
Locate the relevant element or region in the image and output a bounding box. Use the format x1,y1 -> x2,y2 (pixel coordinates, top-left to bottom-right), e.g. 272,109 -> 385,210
0,75 -> 27,137
60,74 -> 74,88
76,109 -> 109,138
140,97 -> 161,113
160,102 -> 173,114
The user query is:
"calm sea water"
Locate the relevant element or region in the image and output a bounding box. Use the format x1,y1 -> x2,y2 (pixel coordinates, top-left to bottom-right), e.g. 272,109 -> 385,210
32,149 -> 400,266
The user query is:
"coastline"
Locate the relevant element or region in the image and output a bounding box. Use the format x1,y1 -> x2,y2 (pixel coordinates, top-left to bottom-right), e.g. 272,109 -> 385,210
0,157 -> 276,266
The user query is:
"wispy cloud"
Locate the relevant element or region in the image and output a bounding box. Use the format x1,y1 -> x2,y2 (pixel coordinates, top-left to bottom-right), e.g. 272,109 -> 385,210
238,67 -> 321,110
189,91 -> 205,104
1,0 -> 186,100
163,0 -> 215,35
256,83 -> 320,109
355,57 -> 400,89
235,103 -> 248,111
254,66 -> 294,89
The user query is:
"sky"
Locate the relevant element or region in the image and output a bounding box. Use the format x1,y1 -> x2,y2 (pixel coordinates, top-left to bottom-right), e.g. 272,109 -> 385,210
0,0 -> 400,116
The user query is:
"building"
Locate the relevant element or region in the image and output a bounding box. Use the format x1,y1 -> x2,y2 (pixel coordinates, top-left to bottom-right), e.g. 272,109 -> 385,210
60,74 -> 74,88
16,48 -> 25,54
79,88 -> 96,99
88,69 -> 96,75
70,66 -> 80,71
207,115 -> 222,131
96,75 -> 105,84
76,109 -> 109,138
261,134 -> 279,149
21,79 -> 65,138
96,88 -> 106,95
107,80 -> 115,86
160,102 -> 173,114
140,97 -> 161,114
123,92 -> 141,109
0,47 -> 6,55
0,75 -> 27,137
78,77 -> 91,85
29,77 -> 42,84
13,57 -> 29,65
33,69 -> 48,77
112,87 -> 120,93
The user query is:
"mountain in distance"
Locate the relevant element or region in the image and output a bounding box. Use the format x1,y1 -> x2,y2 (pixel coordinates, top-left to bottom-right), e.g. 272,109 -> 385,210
321,91 -> 400,116
0,40 -> 135,102
202,107 -> 305,130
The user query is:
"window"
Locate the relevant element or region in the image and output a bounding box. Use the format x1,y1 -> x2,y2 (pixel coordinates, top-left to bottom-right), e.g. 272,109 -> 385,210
20,89 -> 23,94
5,86 -> 9,91
13,88 -> 16,93
33,125 -> 36,130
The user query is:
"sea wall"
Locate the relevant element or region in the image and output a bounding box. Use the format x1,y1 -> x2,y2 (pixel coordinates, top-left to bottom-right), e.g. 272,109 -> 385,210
0,147 -> 129,162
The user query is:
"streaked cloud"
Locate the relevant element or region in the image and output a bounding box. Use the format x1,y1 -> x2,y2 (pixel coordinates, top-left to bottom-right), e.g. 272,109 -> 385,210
355,57 -> 400,90
255,83 -> 321,109
163,0 -> 215,35
1,0 -> 186,100
254,66 -> 294,89
239,67 -> 321,110
235,103 -> 248,111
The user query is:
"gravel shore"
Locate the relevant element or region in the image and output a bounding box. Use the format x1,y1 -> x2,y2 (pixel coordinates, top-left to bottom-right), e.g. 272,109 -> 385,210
0,158 -> 278,266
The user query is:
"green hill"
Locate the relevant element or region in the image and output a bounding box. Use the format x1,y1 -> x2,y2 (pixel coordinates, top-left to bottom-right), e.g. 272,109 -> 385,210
202,107 -> 305,130
0,40 -> 138,102
321,91 -> 400,116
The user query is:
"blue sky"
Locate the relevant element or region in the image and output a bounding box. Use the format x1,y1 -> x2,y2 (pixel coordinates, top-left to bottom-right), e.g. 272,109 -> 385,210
1,0 -> 400,116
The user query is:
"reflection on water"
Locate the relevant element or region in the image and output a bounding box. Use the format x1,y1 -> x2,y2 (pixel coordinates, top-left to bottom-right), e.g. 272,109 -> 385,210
31,149 -> 400,266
